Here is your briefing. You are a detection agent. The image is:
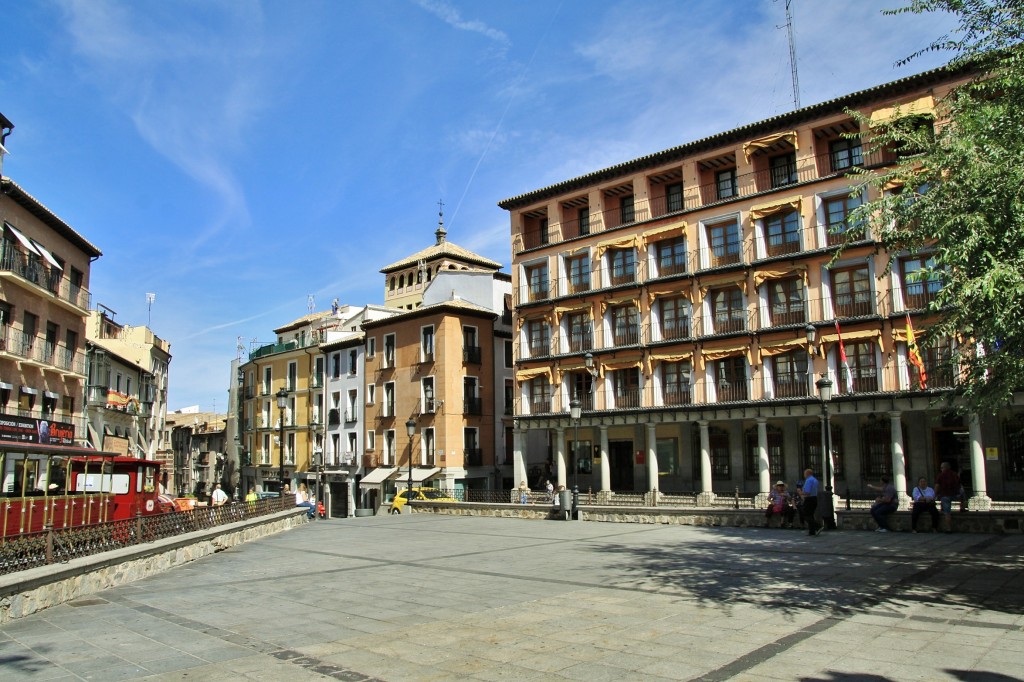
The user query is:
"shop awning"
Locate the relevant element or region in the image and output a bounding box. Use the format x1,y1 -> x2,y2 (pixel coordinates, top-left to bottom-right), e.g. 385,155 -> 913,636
0,382 -> 12,391
20,386 -> 38,395
408,467 -> 440,483
5,223 -> 41,256
359,467 -> 398,485
870,95 -> 935,126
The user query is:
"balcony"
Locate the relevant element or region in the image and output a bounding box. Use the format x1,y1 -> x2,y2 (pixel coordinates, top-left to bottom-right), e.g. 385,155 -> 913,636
464,449 -> 483,467
327,409 -> 341,427
611,325 -> 641,347
0,246 -> 92,310
613,388 -> 642,408
660,319 -> 691,341
529,397 -> 552,414
463,346 -> 482,364
568,330 -> 593,353
832,292 -> 876,318
766,304 -> 806,327
464,397 -> 483,416
663,389 -> 692,406
715,380 -> 749,402
344,410 -> 357,423
362,453 -> 379,468
709,311 -> 748,335
527,341 -> 549,359
773,379 -> 810,398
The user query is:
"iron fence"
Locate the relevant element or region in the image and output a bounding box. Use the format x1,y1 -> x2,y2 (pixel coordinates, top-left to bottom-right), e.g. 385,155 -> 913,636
0,497 -> 290,576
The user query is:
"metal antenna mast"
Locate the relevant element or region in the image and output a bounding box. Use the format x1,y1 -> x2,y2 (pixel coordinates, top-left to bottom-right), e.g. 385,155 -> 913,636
784,0 -> 801,110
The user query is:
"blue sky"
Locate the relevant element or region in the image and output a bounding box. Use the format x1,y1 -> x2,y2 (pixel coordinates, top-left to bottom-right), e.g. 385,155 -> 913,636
2,0 -> 957,411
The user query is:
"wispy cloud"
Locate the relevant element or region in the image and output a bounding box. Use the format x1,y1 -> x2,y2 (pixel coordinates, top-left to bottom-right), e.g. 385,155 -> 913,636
412,0 -> 511,47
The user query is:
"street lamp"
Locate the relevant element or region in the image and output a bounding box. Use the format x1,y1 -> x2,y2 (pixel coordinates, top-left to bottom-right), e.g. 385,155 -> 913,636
570,397 -> 582,519
406,418 -> 417,504
276,388 -> 288,503
815,374 -> 836,530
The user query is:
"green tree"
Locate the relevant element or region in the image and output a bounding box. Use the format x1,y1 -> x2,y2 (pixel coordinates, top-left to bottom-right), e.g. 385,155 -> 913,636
845,0 -> 1024,413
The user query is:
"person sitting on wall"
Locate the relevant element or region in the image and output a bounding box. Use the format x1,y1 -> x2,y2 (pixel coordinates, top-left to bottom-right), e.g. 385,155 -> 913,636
910,476 -> 940,533
867,475 -> 899,532
764,481 -> 795,528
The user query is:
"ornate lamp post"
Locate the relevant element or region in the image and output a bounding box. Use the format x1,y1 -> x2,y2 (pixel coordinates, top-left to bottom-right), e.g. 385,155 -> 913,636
815,374 -> 836,530
406,418 -> 417,502
570,397 -> 582,519
276,388 -> 288,502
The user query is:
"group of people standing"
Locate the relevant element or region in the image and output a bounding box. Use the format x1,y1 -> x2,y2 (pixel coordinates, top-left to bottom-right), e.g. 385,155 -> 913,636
763,468 -> 826,536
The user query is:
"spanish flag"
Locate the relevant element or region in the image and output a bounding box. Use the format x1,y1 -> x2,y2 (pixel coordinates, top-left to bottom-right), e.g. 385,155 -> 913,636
835,321 -> 853,394
906,314 -> 927,389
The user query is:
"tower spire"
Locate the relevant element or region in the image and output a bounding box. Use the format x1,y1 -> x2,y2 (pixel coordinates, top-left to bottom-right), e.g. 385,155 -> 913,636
435,198 -> 447,245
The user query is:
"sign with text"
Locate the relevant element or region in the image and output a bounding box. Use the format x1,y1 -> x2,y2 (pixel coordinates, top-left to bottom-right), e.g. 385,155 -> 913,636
0,414 -> 75,446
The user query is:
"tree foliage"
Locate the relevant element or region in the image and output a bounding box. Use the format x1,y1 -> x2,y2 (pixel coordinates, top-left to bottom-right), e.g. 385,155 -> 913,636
845,0 -> 1024,413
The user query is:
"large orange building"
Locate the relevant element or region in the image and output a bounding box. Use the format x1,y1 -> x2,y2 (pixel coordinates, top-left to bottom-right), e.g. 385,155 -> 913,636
500,65 -> 1022,508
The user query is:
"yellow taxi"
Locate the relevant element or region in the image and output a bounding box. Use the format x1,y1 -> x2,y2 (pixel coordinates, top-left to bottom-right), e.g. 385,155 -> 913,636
389,487 -> 458,514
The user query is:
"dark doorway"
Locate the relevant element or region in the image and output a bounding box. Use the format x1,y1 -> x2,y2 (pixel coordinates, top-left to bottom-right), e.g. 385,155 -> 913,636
932,428 -> 972,495
329,482 -> 348,518
609,440 -> 634,491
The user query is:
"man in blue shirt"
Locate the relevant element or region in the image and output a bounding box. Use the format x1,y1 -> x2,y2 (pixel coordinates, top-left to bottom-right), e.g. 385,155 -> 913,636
800,468 -> 823,536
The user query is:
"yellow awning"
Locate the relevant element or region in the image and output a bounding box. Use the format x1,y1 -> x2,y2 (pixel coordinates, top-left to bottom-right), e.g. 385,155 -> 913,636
553,302 -> 593,320
869,95 -> 936,126
758,338 -> 808,357
647,284 -> 690,305
515,367 -> 553,383
594,235 -> 639,258
641,223 -> 686,243
749,195 -> 802,221
752,264 -> 807,288
742,130 -> 798,160
892,325 -> 932,343
516,311 -> 552,330
699,272 -> 748,297
702,344 -> 752,364
818,328 -> 882,346
599,356 -> 643,378
600,296 -> 640,315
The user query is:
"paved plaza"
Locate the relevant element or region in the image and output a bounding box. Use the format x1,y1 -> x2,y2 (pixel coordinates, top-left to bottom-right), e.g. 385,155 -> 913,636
2,514 -> 1023,681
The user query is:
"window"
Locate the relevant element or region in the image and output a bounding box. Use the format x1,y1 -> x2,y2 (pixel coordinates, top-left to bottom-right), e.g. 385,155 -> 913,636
384,430 -> 395,465
423,427 -> 436,464
578,207 -> 591,236
422,377 -> 435,413
464,428 -> 482,466
504,380 -> 514,415
772,351 -> 808,397
800,422 -> 844,478
367,337 -> 376,357
529,378 -> 550,413
620,195 -> 635,224
611,305 -> 640,346
526,262 -> 549,302
384,382 -> 395,417
656,237 -> 686,277
842,340 -> 878,393
665,183 -> 683,213
1002,415 -> 1024,482
286,433 -> 295,465
829,138 -> 863,172
824,194 -> 861,246
861,419 -> 893,479
348,350 -> 357,375
527,319 -> 550,358
613,368 -> 641,408
366,430 -> 375,451
464,377 -> 481,416
831,265 -> 872,317
384,334 -> 396,367
657,438 -> 679,476
715,356 -> 747,401
764,210 -> 800,256
566,253 -> 590,294
22,311 -> 37,353
660,297 -> 690,340
769,152 -> 797,188
767,277 -> 805,326
707,220 -> 741,266
912,335 -> 956,390
716,169 -> 737,199
504,340 -> 513,368
569,372 -> 593,407
421,325 -> 435,362
662,361 -> 691,405
366,384 -> 375,405
263,366 -> 272,394
900,255 -> 942,310
608,248 -> 636,286
463,326 -> 481,364
538,218 -> 549,246
745,425 -> 784,480
567,312 -> 592,352
711,287 -> 745,334
346,390 -> 358,421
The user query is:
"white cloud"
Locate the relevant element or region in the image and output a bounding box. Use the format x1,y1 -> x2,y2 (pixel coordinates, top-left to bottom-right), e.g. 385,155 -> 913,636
413,0 -> 511,47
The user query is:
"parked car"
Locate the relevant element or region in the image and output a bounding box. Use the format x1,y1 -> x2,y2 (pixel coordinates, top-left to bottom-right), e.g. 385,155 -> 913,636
389,487 -> 458,514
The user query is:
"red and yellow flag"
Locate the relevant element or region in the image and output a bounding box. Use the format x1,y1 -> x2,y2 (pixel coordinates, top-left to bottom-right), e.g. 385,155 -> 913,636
906,314 -> 927,389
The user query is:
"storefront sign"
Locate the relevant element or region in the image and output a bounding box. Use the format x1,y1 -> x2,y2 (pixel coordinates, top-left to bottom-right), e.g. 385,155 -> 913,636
0,414 -> 75,446
986,447 -> 999,461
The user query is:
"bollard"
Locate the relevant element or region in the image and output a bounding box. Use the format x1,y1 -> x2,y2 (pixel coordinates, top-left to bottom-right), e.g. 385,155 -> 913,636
734,487 -> 740,509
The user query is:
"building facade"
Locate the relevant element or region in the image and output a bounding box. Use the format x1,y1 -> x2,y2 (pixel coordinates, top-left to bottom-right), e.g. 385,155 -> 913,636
1,146 -> 100,450
500,66 -> 1022,508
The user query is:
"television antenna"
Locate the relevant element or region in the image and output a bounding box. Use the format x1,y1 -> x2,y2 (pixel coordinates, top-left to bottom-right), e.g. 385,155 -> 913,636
146,292 -> 156,327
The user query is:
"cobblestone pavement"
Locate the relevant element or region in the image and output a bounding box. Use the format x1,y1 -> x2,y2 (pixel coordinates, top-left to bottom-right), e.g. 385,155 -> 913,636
2,514 -> 1023,681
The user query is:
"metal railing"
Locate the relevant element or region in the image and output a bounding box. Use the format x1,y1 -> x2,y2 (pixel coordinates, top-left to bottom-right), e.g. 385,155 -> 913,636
0,497 -> 290,576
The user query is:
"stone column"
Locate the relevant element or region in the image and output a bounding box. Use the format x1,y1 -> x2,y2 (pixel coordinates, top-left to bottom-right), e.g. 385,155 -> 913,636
755,417 -> 770,507
697,419 -> 715,505
555,427 -> 566,488
512,425 -> 526,490
968,413 -> 992,510
646,422 -> 659,495
599,425 -> 610,495
889,411 -> 911,508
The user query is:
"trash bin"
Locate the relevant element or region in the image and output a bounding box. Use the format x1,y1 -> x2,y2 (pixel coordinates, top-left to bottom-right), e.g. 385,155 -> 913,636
558,490 -> 572,520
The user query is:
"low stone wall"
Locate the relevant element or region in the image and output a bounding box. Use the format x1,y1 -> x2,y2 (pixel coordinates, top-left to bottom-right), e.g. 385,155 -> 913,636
413,502 -> 1024,533
0,509 -> 308,624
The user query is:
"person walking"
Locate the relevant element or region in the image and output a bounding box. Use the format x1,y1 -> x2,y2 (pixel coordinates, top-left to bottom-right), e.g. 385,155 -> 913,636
800,468 -> 822,536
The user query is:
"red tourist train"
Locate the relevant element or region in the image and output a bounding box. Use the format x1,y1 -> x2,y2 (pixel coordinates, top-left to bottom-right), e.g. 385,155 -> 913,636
1,441 -> 167,538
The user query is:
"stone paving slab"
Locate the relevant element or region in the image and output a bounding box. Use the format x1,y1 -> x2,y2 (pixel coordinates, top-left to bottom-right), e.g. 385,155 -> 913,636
2,515 -> 1023,681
